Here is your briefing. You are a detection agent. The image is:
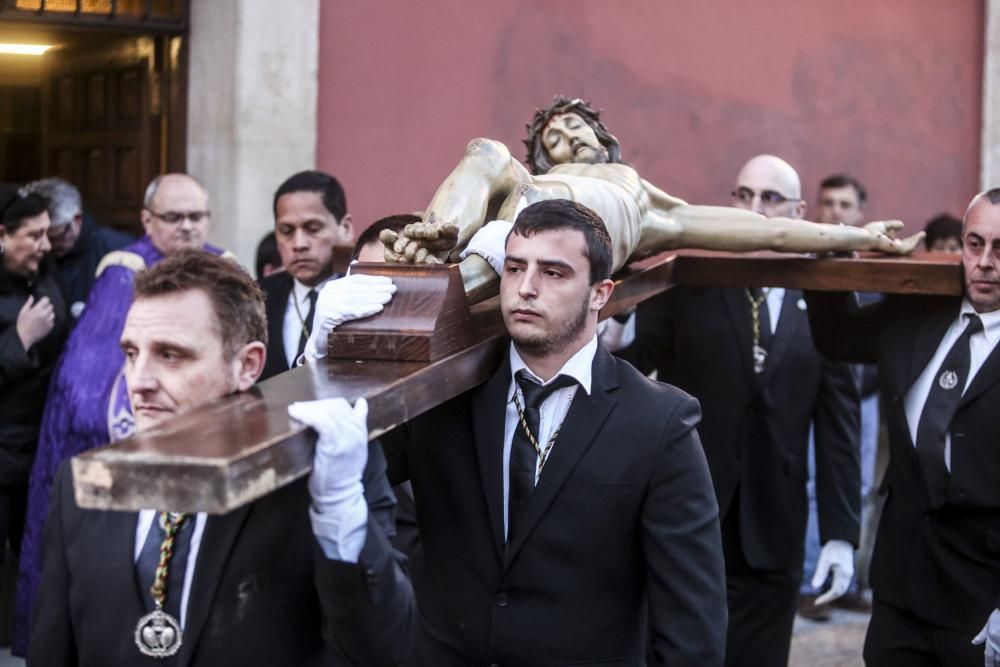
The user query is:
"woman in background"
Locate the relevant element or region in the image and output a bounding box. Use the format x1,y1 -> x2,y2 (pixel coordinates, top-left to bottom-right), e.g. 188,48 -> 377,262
0,184 -> 66,572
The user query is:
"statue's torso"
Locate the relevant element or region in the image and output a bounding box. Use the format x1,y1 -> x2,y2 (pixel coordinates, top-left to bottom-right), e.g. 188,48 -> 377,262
537,163 -> 647,269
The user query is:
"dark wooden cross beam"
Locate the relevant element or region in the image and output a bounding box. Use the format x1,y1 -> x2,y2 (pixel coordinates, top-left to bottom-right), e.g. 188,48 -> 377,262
72,251 -> 962,514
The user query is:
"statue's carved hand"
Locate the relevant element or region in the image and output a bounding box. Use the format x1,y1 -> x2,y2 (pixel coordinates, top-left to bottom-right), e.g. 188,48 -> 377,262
864,220 -> 925,255
380,222 -> 460,264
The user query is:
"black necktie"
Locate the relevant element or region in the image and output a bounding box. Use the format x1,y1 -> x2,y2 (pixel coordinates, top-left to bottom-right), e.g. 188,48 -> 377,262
915,313 -> 984,506
508,372 -> 576,541
135,514 -> 194,621
295,289 -> 319,360
749,287 -> 773,350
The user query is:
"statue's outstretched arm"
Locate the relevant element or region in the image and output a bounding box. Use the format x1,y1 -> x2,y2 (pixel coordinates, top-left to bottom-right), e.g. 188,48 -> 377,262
382,139 -> 533,264
664,205 -> 924,255
641,178 -> 688,212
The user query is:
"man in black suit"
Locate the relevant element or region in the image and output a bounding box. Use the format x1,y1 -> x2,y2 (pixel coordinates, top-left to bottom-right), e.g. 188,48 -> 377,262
30,250 -> 412,665
295,199 -> 727,665
620,155 -> 861,665
260,170 -> 354,380
807,189 -> 1000,666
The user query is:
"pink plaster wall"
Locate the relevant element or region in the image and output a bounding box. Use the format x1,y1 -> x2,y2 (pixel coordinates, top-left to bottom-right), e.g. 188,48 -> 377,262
317,0 -> 983,234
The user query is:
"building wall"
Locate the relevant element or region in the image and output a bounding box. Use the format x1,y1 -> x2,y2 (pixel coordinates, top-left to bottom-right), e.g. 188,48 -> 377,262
317,0 -> 983,233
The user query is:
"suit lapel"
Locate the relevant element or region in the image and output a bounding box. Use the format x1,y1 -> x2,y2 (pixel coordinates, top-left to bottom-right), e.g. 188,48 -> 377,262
760,289 -> 804,383
903,302 -> 959,394
959,335 -> 1000,408
106,511 -> 146,621
176,505 -> 253,667
473,356 -> 511,561
721,288 -> 757,386
265,273 -> 293,373
502,347 -> 618,569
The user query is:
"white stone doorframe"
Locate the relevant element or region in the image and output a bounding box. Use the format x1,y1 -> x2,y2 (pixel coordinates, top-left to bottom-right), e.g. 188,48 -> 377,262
185,0 -> 320,269
984,0 -> 1000,190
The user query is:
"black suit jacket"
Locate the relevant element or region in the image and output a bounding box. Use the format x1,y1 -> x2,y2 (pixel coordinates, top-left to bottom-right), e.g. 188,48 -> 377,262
30,442 -> 413,666
260,271 -> 297,381
380,344 -> 727,666
806,292 -> 1000,632
620,287 -> 861,570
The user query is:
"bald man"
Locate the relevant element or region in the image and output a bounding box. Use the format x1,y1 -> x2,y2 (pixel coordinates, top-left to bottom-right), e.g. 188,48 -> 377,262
13,174 -> 236,656
619,155 -> 861,666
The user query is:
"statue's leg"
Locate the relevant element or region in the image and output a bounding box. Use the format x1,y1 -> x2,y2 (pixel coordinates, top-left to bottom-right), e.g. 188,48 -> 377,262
632,211 -> 684,261
424,139 -> 533,249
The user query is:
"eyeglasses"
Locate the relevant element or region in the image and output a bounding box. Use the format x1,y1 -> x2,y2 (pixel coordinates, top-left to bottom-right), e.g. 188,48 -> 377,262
731,187 -> 800,207
145,209 -> 211,224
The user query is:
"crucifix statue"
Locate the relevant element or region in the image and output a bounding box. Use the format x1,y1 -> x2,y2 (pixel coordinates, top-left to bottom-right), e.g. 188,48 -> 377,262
379,95 -> 922,299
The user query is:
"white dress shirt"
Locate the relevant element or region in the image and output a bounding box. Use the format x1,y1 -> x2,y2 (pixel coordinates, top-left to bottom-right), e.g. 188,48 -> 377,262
283,278 -> 332,367
134,511 -> 207,628
502,336 -> 597,538
761,287 -> 785,335
903,301 -> 1000,470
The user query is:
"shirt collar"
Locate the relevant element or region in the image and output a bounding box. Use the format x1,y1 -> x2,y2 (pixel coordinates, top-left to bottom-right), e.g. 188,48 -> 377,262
960,299 -> 1000,346
508,335 -> 598,400
292,276 -> 331,304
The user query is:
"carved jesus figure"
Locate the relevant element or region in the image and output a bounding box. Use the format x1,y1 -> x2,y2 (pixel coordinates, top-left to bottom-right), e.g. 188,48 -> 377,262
381,96 -> 922,296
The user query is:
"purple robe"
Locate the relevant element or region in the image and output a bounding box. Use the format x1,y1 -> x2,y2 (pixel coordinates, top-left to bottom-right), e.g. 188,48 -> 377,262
13,236 -> 228,656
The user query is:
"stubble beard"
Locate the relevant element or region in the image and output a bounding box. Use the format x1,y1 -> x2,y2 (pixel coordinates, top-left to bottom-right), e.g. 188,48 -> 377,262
509,294 -> 591,358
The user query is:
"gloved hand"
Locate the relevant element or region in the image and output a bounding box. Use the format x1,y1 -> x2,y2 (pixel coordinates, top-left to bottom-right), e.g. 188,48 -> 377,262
460,219 -> 513,276
811,539 -> 855,605
303,274 -> 396,362
972,608 -> 1000,666
288,397 -> 370,561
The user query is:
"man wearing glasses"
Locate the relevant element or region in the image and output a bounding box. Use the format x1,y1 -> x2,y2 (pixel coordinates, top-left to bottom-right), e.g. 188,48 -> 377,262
620,154 -> 861,665
12,173 -> 235,657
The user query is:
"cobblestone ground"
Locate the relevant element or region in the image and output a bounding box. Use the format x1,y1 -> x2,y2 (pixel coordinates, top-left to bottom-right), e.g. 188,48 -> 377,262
789,608 -> 870,667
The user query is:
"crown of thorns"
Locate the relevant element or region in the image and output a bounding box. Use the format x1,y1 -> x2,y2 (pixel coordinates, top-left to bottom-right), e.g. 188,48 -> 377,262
523,95 -> 623,175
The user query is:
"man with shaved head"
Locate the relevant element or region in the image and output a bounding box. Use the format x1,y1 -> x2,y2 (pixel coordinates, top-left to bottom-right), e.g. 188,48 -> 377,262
620,154 -> 861,665
13,174 -> 236,656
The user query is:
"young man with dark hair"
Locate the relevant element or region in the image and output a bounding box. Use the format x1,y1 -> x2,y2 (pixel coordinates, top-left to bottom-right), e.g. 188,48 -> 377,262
30,250 -> 412,665
295,198 -> 727,665
260,170 -> 354,380
817,174 -> 867,227
807,188 -> 1000,666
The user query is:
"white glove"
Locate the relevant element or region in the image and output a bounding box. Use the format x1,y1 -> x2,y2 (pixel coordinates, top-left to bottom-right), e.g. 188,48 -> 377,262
972,608 -> 1000,666
288,397 -> 370,562
460,219 -> 513,275
303,274 -> 396,362
811,539 -> 855,605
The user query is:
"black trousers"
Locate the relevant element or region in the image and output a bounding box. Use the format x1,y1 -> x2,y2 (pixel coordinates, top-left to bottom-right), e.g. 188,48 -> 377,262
0,483 -> 27,558
864,597 -> 985,666
721,497 -> 800,667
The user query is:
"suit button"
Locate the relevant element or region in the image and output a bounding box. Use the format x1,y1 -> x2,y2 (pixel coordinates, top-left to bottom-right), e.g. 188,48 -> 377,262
365,568 -> 378,586
494,592 -> 509,607
489,663 -> 502,667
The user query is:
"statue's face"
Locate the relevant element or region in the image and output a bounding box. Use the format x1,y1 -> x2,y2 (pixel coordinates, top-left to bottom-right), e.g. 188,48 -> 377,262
541,113 -> 608,166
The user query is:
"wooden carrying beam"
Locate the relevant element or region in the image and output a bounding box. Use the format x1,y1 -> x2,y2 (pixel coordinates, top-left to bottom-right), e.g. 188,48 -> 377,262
72,251 -> 961,513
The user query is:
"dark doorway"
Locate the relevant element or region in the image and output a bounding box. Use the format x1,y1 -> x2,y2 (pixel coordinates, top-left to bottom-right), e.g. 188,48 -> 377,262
0,2 -> 188,234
